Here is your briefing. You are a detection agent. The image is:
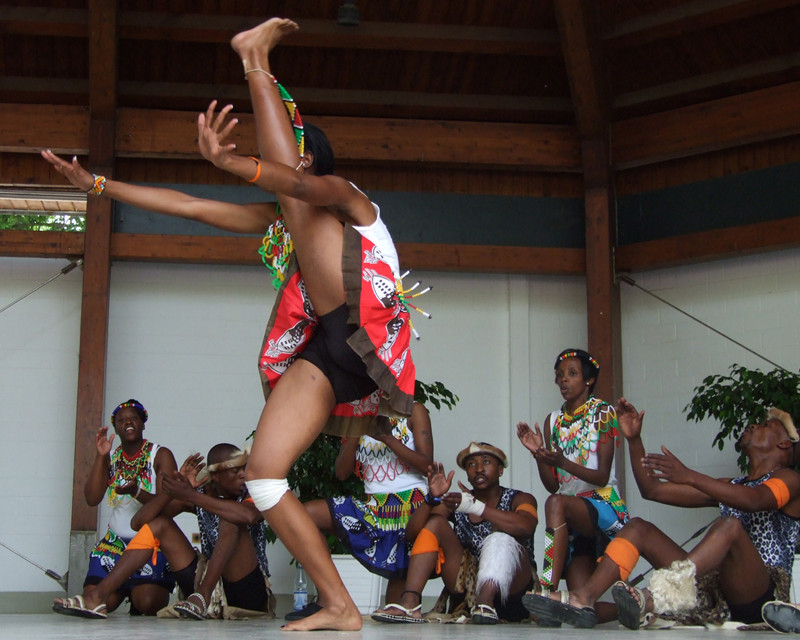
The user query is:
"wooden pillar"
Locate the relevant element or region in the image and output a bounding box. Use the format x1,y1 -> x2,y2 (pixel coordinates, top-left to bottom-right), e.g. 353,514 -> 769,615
71,0 -> 117,532
582,138 -> 622,403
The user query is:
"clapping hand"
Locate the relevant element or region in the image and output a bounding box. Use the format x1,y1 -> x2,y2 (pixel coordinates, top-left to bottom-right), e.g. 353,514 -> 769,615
179,453 -> 206,489
616,397 -> 645,440
427,462 -> 454,500
162,471 -> 196,501
642,446 -> 693,484
517,421 -> 544,454
95,426 -> 115,457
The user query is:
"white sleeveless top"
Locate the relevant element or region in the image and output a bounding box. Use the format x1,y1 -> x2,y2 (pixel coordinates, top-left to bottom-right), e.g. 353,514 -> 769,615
350,184 -> 400,279
356,418 -> 426,495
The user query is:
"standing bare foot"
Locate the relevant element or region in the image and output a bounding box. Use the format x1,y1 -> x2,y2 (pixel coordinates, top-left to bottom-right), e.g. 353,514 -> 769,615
231,17 -> 299,71
281,601 -> 363,631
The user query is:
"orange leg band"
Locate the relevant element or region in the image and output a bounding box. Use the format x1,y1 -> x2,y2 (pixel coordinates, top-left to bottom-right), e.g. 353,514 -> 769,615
411,527 -> 444,574
126,523 -> 160,566
602,536 -> 639,582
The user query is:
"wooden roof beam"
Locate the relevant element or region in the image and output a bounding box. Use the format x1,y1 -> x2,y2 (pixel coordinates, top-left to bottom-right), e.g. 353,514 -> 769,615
0,230 -> 586,276
0,105 -> 582,172
0,7 -> 560,56
603,0 -> 800,49
613,80 -> 800,168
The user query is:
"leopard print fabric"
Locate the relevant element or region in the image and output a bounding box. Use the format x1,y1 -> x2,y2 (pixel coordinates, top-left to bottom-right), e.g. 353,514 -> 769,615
719,472 -> 800,573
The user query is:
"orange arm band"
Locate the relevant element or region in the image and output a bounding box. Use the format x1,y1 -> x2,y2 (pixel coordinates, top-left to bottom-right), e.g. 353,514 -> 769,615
515,503 -> 538,519
126,523 -> 160,565
410,527 -> 444,574
602,536 -> 639,582
247,156 -> 262,183
764,477 -> 791,508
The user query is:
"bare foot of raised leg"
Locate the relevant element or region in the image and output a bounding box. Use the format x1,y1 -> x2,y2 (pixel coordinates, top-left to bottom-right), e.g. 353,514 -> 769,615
281,601 -> 362,631
231,17 -> 299,70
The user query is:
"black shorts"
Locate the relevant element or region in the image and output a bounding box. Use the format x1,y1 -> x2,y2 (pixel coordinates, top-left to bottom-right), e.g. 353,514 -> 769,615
728,579 -> 775,624
222,566 -> 268,612
299,303 -> 378,403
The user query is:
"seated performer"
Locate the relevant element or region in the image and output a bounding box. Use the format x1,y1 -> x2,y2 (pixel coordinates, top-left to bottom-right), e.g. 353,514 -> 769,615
64,399 -> 178,616
290,401 -> 433,620
523,401 -> 800,629
371,442 -> 538,625
53,444 -> 273,620
517,348 -> 627,624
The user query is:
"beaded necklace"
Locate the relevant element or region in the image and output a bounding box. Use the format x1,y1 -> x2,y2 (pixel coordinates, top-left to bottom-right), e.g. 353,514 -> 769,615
355,419 -> 411,483
551,396 -> 617,483
259,205 -> 294,290
108,440 -> 154,502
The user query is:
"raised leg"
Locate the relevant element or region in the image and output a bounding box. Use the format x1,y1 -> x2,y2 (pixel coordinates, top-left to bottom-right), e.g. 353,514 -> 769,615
231,18 -> 302,167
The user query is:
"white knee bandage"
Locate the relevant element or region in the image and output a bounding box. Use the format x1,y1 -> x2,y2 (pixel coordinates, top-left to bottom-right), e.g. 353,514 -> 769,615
476,532 -> 525,604
246,478 -> 290,511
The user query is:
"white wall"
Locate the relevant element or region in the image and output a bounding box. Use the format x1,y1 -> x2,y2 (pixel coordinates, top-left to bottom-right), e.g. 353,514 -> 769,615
0,258 -> 82,592
1,247 -> 798,594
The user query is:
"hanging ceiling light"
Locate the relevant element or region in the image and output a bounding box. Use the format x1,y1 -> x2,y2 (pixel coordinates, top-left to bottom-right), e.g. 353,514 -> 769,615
337,0 -> 360,26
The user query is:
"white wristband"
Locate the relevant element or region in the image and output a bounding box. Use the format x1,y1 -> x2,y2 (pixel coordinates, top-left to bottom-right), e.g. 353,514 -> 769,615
455,493 -> 485,516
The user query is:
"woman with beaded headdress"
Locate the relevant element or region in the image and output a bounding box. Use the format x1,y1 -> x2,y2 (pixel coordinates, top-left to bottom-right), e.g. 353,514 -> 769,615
516,349 -> 628,624
54,399 -> 179,616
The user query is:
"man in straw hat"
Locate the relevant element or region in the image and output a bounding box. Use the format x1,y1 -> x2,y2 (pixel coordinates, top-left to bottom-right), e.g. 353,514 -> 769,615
53,444 -> 273,620
524,401 -> 800,630
372,441 -> 538,625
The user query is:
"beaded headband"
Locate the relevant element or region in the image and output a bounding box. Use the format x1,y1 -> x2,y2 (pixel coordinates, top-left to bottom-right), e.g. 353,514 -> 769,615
111,400 -> 148,425
557,350 -> 599,371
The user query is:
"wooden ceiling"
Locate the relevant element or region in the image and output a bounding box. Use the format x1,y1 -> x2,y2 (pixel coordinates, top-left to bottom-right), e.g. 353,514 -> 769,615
2,0 -> 799,126
2,0 -> 800,272
2,0 -> 799,158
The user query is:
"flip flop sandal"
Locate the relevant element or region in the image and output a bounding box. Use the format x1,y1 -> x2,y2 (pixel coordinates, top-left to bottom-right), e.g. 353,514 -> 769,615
284,600 -> 323,621
762,601 -> 800,634
370,603 -> 428,624
174,593 -> 208,620
611,581 -> 648,630
471,603 -> 499,625
52,595 -> 108,619
522,590 -> 597,628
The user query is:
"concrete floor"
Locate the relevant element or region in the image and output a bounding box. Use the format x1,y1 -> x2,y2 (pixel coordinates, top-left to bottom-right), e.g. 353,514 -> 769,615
0,613 -> 778,640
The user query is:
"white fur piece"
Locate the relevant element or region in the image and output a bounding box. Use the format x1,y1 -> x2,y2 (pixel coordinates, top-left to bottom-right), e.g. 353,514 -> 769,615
648,559 -> 698,614
476,532 -> 524,604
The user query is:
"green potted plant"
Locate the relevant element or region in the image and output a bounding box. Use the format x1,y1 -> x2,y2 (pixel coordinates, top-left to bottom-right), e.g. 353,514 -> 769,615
684,363 -> 800,471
